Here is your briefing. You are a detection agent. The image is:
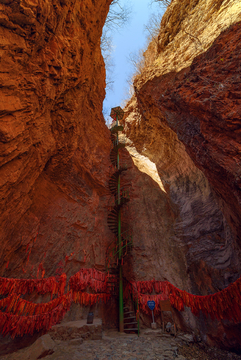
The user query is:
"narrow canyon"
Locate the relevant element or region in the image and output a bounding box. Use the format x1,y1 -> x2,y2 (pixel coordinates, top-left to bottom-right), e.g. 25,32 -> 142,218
0,0 -> 240,356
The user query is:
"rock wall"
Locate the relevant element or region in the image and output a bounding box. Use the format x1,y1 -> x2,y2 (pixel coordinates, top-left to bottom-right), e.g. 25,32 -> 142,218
122,0 -> 241,350
0,0 -> 113,279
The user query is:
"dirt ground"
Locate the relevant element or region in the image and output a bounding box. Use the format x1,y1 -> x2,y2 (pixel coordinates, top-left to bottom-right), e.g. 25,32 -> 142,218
178,342 -> 241,360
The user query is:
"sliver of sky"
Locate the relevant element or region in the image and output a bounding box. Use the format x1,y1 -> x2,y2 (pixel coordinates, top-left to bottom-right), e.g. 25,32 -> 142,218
102,0 -> 165,125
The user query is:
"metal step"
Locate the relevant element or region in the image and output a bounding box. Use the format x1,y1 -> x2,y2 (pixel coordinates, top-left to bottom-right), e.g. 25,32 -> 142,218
124,322 -> 138,326
107,215 -> 118,219
124,328 -> 138,332
111,125 -> 124,134
113,142 -> 125,150
124,316 -> 136,320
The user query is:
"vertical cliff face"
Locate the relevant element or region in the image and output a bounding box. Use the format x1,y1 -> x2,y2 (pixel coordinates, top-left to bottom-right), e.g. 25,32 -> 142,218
122,0 -> 241,349
0,0 -> 112,278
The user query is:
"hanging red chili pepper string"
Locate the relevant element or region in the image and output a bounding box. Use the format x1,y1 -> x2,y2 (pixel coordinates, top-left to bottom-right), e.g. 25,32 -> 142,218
0,268 -> 111,338
124,278 -> 241,323
2,267 -> 241,337
0,291 -> 73,317
0,276 -> 62,297
0,288 -> 111,339
0,293 -> 72,339
0,269 -> 109,299
72,291 -> 111,306
69,268 -> 107,293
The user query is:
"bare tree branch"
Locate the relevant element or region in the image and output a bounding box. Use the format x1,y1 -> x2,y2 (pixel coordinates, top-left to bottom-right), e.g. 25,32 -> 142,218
104,0 -> 131,31
144,12 -> 163,44
101,0 -> 131,95
183,29 -> 204,50
150,0 -> 171,7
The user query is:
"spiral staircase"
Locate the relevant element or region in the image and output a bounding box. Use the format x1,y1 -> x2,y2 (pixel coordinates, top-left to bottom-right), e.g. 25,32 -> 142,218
106,106 -> 134,333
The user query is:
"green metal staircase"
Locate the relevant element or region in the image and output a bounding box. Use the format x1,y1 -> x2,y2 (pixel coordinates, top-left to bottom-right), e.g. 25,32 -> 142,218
124,306 -> 138,333
106,106 -> 133,333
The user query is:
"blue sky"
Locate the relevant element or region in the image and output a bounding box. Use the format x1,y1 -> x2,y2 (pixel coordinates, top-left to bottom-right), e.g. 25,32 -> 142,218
103,0 -> 165,124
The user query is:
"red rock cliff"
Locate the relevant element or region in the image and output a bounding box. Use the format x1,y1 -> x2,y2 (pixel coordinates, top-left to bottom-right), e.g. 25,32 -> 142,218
0,0 -> 112,279
122,0 -> 241,349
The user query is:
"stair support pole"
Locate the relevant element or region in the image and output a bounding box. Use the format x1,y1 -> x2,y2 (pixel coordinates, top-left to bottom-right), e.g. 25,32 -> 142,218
110,107 -> 125,333
119,262 -> 124,332
116,114 -> 124,333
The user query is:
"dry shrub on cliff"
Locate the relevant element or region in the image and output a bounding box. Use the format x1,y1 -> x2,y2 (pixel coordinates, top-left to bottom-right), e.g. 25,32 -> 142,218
125,12 -> 163,101
128,49 -> 146,76
151,0 -> 171,7
144,12 -> 163,45
125,48 -> 146,100
127,12 -> 162,84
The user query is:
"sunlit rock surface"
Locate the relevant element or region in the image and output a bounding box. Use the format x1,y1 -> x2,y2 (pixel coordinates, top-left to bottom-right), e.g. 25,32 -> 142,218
123,0 -> 241,350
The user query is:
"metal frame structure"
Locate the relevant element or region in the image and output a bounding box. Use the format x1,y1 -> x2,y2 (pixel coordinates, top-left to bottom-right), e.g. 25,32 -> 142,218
111,106 -> 124,332
107,106 -> 133,333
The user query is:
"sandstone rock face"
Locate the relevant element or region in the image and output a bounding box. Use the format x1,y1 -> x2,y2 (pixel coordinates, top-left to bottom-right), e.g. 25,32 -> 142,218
0,0 -> 113,279
122,0 -> 241,350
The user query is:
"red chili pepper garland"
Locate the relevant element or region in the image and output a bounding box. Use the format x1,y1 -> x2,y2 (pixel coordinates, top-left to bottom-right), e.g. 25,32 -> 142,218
0,276 -> 63,297
1,269 -> 241,338
0,269 -> 110,338
0,293 -> 72,339
124,279 -> 241,323
69,269 -> 107,293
